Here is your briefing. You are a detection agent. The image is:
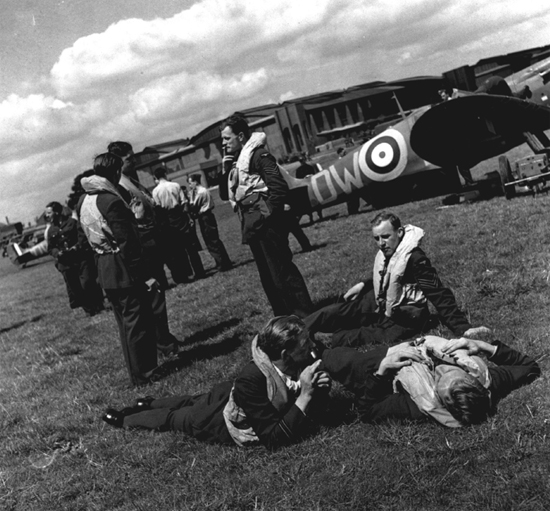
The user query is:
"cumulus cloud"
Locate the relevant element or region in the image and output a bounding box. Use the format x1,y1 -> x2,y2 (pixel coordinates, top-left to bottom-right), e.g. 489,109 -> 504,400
2,0 -> 550,223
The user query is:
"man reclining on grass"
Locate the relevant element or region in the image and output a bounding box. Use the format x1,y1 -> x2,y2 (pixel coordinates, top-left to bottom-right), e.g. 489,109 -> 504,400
305,212 -> 490,347
102,316 -> 331,450
321,336 -> 540,427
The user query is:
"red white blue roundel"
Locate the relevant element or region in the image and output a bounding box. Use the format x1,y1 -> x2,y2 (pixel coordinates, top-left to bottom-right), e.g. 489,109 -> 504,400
358,129 -> 408,182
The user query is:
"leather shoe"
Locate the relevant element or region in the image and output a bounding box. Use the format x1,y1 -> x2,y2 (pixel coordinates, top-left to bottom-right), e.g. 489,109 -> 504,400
135,396 -> 155,409
102,408 -> 124,428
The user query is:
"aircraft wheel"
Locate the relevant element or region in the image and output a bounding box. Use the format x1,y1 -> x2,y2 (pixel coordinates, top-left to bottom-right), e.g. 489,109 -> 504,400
498,156 -> 515,199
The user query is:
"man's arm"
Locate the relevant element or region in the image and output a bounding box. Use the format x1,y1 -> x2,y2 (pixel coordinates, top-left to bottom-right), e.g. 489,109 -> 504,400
321,346 -> 426,422
409,249 -> 472,335
251,149 -> 288,214
443,338 -> 540,402
232,363 -> 320,450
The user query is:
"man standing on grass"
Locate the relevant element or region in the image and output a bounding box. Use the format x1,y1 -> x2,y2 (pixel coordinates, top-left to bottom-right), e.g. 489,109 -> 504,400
187,173 -> 233,272
152,167 -> 205,283
44,201 -> 105,316
107,141 -> 181,360
305,212 -> 490,347
79,153 -> 164,386
219,114 -> 313,318
102,315 -> 331,450
107,141 -> 168,288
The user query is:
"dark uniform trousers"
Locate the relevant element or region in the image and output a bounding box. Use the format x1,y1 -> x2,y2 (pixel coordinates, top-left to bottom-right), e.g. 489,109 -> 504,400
106,285 -> 159,386
197,210 -> 232,270
123,381 -> 233,444
248,219 -> 313,318
304,289 -> 422,347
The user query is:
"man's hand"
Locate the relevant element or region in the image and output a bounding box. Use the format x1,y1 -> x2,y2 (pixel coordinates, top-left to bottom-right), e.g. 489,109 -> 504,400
343,282 -> 365,301
299,360 -> 323,397
386,341 -> 414,357
463,326 -> 491,338
376,347 -> 425,376
296,360 -> 327,413
441,338 -> 497,358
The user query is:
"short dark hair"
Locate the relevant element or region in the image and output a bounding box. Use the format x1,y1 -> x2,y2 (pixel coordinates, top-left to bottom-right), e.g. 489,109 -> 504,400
93,152 -> 123,180
153,167 -> 167,180
107,141 -> 133,157
221,114 -> 250,138
371,212 -> 402,229
46,201 -> 63,215
257,316 -> 308,360
445,376 -> 494,425
188,174 -> 201,184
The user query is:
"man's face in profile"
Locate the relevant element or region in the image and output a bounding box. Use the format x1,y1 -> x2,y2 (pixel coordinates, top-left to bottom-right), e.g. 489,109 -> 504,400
372,220 -> 404,259
221,126 -> 243,155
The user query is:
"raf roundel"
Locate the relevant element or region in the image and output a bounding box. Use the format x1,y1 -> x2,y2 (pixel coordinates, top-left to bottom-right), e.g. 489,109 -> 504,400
358,128 -> 408,182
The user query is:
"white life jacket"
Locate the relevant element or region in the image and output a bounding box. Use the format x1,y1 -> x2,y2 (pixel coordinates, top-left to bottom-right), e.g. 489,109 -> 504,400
228,132 -> 269,206
373,224 -> 427,317
79,175 -> 126,255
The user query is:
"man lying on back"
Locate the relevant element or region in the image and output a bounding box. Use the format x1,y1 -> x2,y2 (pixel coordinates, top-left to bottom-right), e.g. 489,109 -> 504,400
322,336 -> 540,427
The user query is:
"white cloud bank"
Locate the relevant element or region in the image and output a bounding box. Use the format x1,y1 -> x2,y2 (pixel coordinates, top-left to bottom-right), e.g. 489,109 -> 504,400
1,0 -> 550,223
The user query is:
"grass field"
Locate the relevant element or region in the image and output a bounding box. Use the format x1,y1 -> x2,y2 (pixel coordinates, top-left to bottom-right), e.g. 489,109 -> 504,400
1,145 -> 549,511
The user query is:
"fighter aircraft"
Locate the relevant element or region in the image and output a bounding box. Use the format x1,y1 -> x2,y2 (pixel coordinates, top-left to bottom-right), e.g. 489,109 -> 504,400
280,86 -> 550,213
280,105 -> 463,212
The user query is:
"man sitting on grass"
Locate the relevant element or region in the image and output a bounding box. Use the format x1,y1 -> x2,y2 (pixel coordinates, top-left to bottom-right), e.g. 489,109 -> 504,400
321,336 -> 540,427
305,212 -> 490,347
102,316 -> 331,450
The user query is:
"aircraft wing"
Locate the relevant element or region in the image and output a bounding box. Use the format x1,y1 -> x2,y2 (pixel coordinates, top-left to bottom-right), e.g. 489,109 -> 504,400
410,95 -> 550,168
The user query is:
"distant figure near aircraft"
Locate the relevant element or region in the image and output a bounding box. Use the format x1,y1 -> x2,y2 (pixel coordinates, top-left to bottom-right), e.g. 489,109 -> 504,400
187,173 -> 233,272
152,167 -> 205,283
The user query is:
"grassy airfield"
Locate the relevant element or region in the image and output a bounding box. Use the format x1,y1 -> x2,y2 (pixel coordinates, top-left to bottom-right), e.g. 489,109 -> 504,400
1,145 -> 549,510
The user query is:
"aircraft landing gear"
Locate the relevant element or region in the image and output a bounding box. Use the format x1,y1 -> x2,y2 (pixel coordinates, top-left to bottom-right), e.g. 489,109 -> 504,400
498,156 -> 516,199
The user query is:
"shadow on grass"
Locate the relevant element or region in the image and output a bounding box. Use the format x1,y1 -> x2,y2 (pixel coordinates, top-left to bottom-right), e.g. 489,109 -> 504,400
160,334 -> 243,375
300,212 -> 341,227
294,243 -> 329,255
0,314 -> 44,334
183,318 -> 242,347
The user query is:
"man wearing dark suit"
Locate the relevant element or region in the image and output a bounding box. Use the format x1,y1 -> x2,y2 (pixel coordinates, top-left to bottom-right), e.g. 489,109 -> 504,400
305,212 -> 489,347
322,337 -> 540,426
219,114 -> 313,318
101,316 -> 331,450
107,141 -> 180,358
79,152 -> 159,386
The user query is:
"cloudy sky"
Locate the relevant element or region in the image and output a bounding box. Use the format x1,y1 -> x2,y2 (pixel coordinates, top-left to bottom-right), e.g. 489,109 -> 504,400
1,0 -> 549,224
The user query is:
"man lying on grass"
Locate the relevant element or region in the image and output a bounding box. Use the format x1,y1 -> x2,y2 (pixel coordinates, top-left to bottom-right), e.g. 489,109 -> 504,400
102,316 -> 331,450
322,336 -> 540,427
